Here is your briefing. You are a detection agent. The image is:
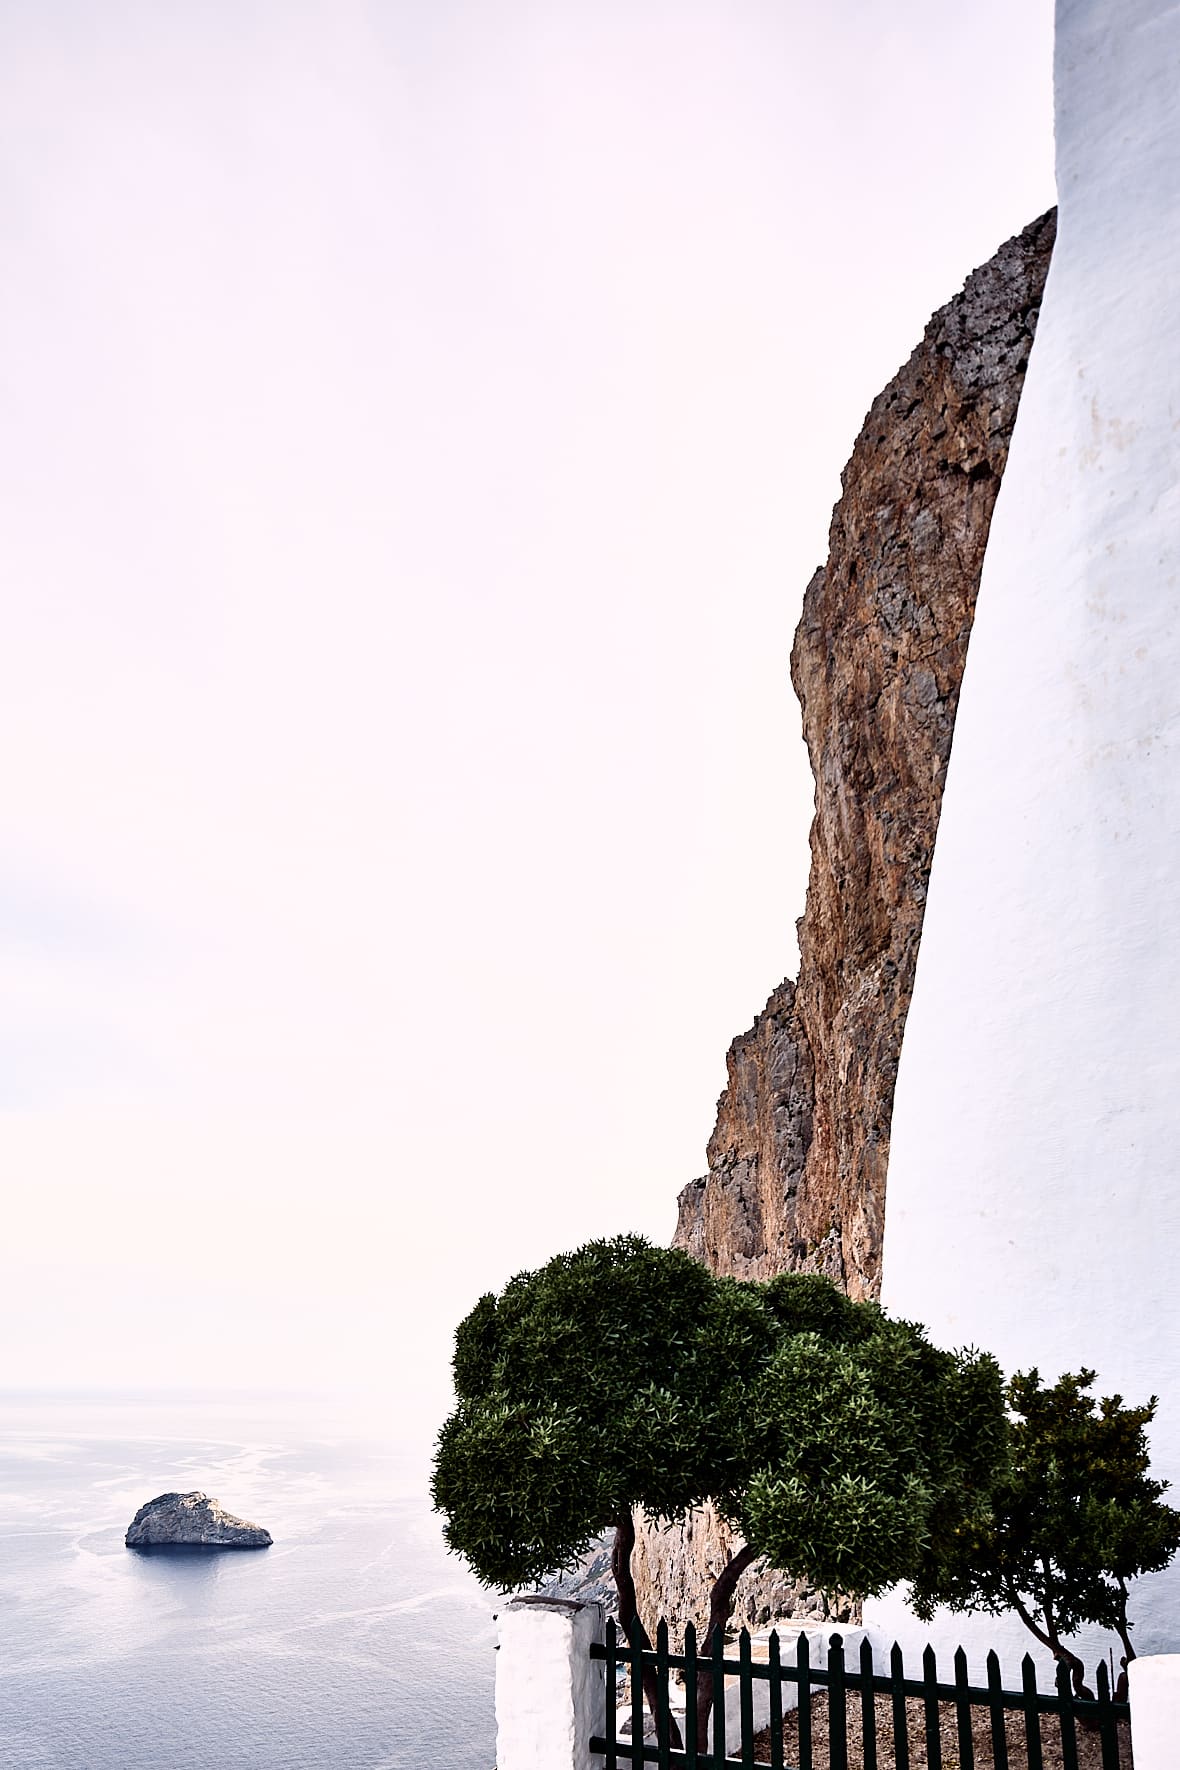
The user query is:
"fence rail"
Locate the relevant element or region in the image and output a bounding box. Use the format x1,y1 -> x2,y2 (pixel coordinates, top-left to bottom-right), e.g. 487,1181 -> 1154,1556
588,1620 -> 1130,1770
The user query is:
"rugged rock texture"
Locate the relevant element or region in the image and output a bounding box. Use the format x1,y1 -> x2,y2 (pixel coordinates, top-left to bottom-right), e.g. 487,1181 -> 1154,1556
649,209 -> 1057,1633
676,208 -> 1056,1300
633,1503 -> 856,1641
125,1491 -> 272,1549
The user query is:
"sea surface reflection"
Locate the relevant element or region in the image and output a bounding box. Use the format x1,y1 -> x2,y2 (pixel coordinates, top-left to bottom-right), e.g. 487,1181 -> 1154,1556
0,1395 -> 496,1770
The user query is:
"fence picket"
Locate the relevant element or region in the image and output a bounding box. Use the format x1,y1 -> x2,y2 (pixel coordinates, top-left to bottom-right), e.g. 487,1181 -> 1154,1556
655,1619 -> 672,1770
605,1617 -> 619,1770
683,1622 -> 699,1770
985,1650 -> 1009,1770
828,1633 -> 848,1770
889,1642 -> 910,1770
1095,1659 -> 1121,1770
629,1618 -> 645,1767
735,1628 -> 754,1769
797,1630 -> 813,1770
768,1630 -> 784,1770
1055,1661 -> 1079,1770
953,1647 -> 975,1769
711,1621 -> 727,1767
1021,1655 -> 1044,1770
859,1637 -> 878,1770
922,1644 -> 943,1770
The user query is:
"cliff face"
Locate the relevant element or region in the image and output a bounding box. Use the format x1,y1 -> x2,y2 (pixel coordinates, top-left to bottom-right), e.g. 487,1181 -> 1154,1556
640,211 -> 1056,1639
675,209 -> 1056,1301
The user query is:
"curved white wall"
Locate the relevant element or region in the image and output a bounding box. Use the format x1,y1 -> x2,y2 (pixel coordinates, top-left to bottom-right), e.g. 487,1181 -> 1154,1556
867,0 -> 1180,1676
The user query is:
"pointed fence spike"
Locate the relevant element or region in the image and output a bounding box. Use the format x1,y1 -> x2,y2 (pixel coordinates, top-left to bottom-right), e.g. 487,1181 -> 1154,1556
1055,1657 -> 1080,1765
827,1628 -> 848,1770
1094,1656 -> 1121,1770
739,1628 -> 755,1762
656,1617 -> 669,1652
683,1620 -> 699,1763
768,1630 -> 785,1770
797,1627 -> 813,1770
889,1639 -> 910,1770
953,1644 -> 975,1770
859,1637 -> 879,1770
986,1648 -> 1009,1770
921,1640 -> 942,1769
1021,1654 -> 1043,1770
630,1611 -> 645,1763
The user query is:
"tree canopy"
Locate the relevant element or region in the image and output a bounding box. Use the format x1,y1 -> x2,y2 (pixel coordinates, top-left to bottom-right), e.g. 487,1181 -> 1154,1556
433,1239 -> 1003,1716
433,1234 -> 770,1589
909,1367 -> 1180,1694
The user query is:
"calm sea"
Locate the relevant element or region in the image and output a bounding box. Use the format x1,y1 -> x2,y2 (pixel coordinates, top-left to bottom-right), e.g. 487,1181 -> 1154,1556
0,1395 -> 496,1769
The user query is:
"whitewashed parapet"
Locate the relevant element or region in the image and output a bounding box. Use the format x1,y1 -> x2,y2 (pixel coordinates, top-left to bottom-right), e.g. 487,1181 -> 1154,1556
495,1595 -> 606,1770
1128,1655 -> 1180,1770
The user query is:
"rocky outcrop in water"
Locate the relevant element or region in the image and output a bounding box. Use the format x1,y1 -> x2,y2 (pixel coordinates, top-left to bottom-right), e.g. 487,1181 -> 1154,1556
126,1491 -> 272,1549
643,209 -> 1057,1634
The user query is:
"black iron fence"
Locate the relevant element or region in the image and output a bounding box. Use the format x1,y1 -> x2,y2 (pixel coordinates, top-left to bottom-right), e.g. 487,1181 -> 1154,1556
589,1620 -> 1130,1770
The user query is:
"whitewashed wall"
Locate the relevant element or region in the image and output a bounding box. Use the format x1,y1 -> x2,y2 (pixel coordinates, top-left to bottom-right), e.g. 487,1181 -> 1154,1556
867,0 -> 1180,1675
495,1596 -> 606,1770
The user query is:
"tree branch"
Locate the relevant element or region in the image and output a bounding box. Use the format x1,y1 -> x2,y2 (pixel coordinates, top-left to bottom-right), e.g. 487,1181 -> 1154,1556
694,1542 -> 760,1746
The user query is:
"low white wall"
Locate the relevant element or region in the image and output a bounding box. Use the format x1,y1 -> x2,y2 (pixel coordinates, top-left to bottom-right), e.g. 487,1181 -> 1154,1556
1128,1656 -> 1180,1770
495,1595 -> 606,1770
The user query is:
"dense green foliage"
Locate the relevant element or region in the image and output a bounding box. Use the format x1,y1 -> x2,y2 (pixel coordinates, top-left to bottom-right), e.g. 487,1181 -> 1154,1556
910,1368 -> 1180,1684
433,1236 -> 772,1585
432,1236 -> 1004,1607
737,1309 -> 1005,1599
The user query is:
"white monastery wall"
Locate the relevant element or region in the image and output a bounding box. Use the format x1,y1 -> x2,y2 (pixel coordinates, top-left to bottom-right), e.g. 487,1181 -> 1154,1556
867,0 -> 1180,1674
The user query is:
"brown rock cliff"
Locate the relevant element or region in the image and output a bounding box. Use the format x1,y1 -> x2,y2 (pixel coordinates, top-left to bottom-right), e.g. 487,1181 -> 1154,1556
641,210 -> 1057,1639
675,208 -> 1056,1301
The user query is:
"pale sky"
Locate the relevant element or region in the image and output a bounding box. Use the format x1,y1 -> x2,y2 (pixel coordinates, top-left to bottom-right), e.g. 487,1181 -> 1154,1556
1,0 -> 1055,1435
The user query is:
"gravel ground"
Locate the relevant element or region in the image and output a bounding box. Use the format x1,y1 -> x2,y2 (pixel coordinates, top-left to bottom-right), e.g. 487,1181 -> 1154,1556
750,1691 -> 1133,1769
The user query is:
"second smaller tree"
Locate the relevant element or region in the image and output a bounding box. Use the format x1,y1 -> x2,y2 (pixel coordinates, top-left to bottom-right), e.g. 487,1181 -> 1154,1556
909,1367 -> 1180,1696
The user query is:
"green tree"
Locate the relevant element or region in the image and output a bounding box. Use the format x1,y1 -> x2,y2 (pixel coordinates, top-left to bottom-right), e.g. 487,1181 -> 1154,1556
433,1241 -> 1005,1742
431,1235 -> 772,1743
909,1368 -> 1180,1697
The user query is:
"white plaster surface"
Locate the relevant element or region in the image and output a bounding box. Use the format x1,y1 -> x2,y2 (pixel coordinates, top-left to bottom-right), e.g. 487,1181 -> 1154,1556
1128,1655 -> 1180,1770
495,1596 -> 606,1770
868,0 -> 1180,1670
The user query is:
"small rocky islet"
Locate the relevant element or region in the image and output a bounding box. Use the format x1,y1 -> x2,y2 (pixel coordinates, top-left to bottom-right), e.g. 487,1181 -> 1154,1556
125,1491 -> 272,1549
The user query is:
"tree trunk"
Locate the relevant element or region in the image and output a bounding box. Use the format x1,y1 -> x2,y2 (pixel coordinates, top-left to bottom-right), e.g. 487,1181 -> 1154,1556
1112,1578 -> 1135,1701
611,1510 -> 684,1752
694,1542 -> 760,1747
1006,1584 -> 1092,1700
